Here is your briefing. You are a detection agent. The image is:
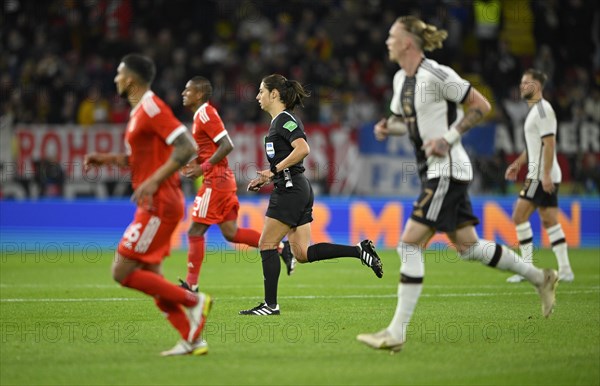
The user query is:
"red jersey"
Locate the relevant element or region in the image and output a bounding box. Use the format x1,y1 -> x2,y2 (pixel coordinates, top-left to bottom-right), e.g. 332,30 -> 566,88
125,91 -> 186,221
192,102 -> 237,191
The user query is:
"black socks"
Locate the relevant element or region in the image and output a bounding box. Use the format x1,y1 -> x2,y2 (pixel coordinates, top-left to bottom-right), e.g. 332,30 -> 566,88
261,249 -> 280,307
307,243 -> 360,262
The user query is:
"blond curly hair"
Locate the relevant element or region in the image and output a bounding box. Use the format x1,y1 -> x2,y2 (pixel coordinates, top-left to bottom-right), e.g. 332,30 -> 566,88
397,16 -> 448,52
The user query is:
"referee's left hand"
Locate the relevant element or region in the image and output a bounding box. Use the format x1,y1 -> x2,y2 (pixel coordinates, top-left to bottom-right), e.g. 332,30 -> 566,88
247,170 -> 273,192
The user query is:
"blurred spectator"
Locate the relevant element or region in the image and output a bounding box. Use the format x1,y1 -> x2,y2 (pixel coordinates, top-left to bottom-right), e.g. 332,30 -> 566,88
477,151 -> 508,195
473,0 -> 502,69
109,95 -> 130,124
1,0 -> 598,198
574,152 -> 600,194
533,45 -> 556,92
554,89 -> 574,122
2,0 -> 595,130
583,87 -> 600,122
503,86 -> 529,123
33,156 -> 65,197
345,89 -> 379,129
60,91 -> 79,124
532,0 -> 560,50
486,40 -> 521,101
559,0 -> 595,70
77,86 -> 110,125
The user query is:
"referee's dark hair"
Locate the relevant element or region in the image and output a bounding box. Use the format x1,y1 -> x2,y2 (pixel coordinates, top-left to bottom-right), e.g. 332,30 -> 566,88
121,54 -> 156,85
262,74 -> 310,110
524,68 -> 548,87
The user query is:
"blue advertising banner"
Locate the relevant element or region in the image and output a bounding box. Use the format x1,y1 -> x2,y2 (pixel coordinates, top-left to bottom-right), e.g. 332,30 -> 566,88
1,197 -> 598,253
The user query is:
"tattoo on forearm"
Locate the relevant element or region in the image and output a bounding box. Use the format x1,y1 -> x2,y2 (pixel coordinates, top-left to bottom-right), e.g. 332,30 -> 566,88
457,108 -> 483,134
170,133 -> 196,166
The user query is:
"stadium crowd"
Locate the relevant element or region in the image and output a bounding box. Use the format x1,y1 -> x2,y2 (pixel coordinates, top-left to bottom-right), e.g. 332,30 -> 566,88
1,0 -> 599,195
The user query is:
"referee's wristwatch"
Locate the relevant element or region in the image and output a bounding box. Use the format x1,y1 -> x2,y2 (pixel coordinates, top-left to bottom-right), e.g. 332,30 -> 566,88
270,165 -> 278,175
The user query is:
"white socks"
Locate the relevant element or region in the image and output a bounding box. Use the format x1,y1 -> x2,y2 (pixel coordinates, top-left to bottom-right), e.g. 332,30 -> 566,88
388,236 -> 552,342
516,221 -> 534,263
546,223 -> 571,271
518,222 -> 572,273
459,239 -> 544,286
388,242 -> 424,342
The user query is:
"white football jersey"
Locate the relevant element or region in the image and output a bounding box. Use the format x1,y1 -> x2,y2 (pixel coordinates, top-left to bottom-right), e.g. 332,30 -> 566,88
523,99 -> 561,182
390,58 -> 473,181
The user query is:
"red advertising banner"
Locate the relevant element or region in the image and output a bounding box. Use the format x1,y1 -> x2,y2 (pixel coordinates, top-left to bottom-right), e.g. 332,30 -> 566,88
11,124 -> 358,190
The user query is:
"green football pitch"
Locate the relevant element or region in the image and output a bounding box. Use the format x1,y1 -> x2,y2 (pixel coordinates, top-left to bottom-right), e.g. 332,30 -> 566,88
1,247 -> 599,385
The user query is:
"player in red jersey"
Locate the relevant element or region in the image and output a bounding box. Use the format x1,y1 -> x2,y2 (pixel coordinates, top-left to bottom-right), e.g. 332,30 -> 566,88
179,76 -> 295,291
84,54 -> 212,356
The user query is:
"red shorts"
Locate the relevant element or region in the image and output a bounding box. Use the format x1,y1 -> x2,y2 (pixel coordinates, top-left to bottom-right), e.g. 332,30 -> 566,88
191,185 -> 239,225
117,208 -> 180,265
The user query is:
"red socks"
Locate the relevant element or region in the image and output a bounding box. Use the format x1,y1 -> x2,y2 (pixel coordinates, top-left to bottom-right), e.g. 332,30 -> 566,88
186,229 -> 260,286
155,298 -> 190,340
122,269 -> 197,307
186,235 -> 205,286
232,228 -> 260,248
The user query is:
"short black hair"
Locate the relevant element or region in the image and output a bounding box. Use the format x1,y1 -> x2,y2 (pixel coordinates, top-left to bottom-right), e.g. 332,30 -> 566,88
189,76 -> 213,99
121,54 -> 156,85
524,68 -> 548,87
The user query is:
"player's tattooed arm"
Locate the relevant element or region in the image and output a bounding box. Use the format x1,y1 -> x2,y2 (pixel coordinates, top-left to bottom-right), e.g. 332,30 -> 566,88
131,130 -> 196,209
455,108 -> 484,135
423,87 -> 490,157
170,129 -> 197,167
454,87 -> 490,135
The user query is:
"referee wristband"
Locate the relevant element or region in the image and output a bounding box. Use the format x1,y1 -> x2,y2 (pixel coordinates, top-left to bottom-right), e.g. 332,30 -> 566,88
443,128 -> 461,145
200,161 -> 213,174
270,165 -> 278,175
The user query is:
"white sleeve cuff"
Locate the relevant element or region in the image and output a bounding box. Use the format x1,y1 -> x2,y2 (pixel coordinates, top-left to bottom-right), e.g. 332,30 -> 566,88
165,125 -> 189,145
212,130 -> 227,143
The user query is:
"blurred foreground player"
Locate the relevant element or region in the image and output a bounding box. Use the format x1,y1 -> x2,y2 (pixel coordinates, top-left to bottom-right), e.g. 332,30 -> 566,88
84,54 -> 212,356
357,17 -> 558,353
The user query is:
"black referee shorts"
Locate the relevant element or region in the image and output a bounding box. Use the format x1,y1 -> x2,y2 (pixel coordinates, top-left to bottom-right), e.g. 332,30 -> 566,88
266,174 -> 314,228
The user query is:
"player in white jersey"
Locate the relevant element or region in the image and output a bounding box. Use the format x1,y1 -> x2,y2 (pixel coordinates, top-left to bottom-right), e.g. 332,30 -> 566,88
504,69 -> 574,283
357,16 -> 559,353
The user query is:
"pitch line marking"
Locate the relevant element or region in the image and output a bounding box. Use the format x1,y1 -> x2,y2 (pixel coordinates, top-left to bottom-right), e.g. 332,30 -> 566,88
1,289 -> 597,303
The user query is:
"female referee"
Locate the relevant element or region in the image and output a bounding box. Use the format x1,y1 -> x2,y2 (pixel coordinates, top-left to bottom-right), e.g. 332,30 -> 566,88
241,74 -> 383,316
